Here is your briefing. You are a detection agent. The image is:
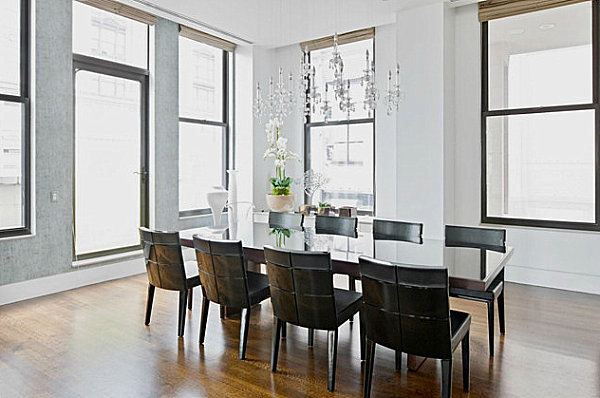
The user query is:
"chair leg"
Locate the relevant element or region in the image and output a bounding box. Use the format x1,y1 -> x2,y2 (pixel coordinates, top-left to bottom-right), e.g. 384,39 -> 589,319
359,311 -> 365,360
178,290 -> 188,337
364,339 -> 376,398
144,284 -> 155,326
498,289 -> 505,335
271,318 -> 283,372
395,351 -> 402,371
281,322 -> 287,338
349,276 -> 356,322
239,307 -> 251,360
462,331 -> 470,392
187,288 -> 193,311
441,358 -> 452,398
327,328 -> 339,392
487,300 -> 495,356
199,296 -> 210,345
308,328 -> 314,347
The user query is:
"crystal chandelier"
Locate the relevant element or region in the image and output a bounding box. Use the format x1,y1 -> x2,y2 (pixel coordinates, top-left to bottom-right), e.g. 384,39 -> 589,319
253,67 -> 295,122
253,32 -> 404,123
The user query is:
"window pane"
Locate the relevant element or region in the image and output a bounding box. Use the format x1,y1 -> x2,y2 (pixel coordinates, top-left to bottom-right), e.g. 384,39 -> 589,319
179,123 -> 224,211
73,1 -> 148,69
179,37 -> 223,121
488,2 -> 592,110
75,71 -> 142,255
310,39 -> 373,122
486,110 -> 595,223
309,123 -> 374,211
0,100 -> 23,229
0,0 -> 20,96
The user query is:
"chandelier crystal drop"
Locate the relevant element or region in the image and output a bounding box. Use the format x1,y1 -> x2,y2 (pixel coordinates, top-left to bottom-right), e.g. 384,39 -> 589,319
362,50 -> 378,118
385,64 -> 405,116
253,32 -> 404,123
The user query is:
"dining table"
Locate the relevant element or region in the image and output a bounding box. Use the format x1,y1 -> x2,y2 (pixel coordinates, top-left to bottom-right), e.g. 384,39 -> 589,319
179,213 -> 513,370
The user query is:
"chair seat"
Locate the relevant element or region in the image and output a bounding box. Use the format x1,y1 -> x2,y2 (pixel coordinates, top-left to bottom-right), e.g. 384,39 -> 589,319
450,310 -> 471,351
247,271 -> 271,305
334,288 -> 363,325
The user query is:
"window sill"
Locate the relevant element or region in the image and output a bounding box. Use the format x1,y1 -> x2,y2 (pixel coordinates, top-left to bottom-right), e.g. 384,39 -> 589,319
481,216 -> 600,233
0,230 -> 35,242
72,249 -> 144,268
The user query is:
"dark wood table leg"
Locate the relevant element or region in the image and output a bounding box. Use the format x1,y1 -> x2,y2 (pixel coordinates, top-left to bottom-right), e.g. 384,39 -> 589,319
407,354 -> 427,371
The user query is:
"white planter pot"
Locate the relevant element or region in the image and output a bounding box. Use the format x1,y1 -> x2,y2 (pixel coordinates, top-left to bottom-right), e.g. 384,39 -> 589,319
266,194 -> 296,213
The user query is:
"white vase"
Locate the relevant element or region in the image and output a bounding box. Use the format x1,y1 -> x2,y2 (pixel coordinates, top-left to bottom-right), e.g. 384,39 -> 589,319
206,186 -> 228,228
227,170 -> 239,238
227,170 -> 238,206
266,193 -> 296,213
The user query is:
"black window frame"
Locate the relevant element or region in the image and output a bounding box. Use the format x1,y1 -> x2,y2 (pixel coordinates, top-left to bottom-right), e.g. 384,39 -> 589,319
178,41 -> 230,218
481,0 -> 600,231
304,37 -> 376,216
0,0 -> 31,238
71,5 -> 150,260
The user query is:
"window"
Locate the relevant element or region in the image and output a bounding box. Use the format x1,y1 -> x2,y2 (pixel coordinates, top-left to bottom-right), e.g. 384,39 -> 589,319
178,35 -> 230,215
73,1 -> 148,68
73,1 -> 150,259
482,1 -> 599,229
0,0 -> 30,237
305,38 -> 375,213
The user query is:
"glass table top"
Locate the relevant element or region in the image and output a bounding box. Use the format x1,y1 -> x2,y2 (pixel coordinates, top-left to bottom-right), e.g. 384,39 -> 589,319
180,218 -> 513,290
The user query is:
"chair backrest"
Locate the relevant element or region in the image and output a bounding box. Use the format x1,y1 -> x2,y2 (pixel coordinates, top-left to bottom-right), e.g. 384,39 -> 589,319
445,225 -> 506,252
269,211 -> 304,229
139,227 -> 187,291
359,256 -> 453,359
264,246 -> 338,330
373,218 -> 423,243
315,215 -> 358,238
193,236 -> 250,308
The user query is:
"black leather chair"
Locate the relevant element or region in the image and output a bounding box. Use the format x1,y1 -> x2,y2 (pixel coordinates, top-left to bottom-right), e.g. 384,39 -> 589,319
445,225 -> 505,252
268,211 -> 304,229
264,246 -> 363,392
372,218 -> 423,368
315,214 -> 358,238
445,225 -> 506,356
373,218 -> 423,244
359,256 -> 471,398
315,215 -> 359,317
193,236 -> 270,360
139,227 -> 200,337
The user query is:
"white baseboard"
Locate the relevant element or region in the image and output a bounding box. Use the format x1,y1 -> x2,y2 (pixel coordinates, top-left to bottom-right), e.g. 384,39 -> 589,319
0,258 -> 146,306
506,264 -> 600,295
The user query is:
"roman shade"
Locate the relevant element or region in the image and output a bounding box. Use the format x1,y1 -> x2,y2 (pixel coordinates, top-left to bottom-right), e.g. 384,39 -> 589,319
299,27 -> 375,52
75,0 -> 157,25
479,0 -> 589,22
179,25 -> 236,52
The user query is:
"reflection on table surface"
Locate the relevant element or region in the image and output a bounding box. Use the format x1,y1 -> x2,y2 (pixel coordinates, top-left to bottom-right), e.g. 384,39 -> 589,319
180,217 -> 513,287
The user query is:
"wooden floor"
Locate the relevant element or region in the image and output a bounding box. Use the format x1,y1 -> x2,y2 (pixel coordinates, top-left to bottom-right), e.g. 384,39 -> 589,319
1,275 -> 599,398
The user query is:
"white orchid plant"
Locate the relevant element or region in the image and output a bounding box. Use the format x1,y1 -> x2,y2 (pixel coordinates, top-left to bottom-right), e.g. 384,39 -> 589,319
264,118 -> 301,195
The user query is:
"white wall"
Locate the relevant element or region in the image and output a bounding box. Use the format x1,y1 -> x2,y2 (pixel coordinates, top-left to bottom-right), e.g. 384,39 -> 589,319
375,24 -> 399,218
395,2 -> 447,239
233,44 -> 255,206
453,4 -> 600,295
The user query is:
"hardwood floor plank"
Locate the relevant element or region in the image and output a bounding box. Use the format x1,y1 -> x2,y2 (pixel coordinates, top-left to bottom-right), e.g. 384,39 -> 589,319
0,276 -> 599,397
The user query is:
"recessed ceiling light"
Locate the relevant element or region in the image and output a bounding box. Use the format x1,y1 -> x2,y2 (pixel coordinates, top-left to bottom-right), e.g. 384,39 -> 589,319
509,28 -> 525,35
539,23 -> 556,31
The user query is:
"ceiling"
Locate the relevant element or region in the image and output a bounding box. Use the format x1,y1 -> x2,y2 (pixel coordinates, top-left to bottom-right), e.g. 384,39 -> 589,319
127,0 -> 442,47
